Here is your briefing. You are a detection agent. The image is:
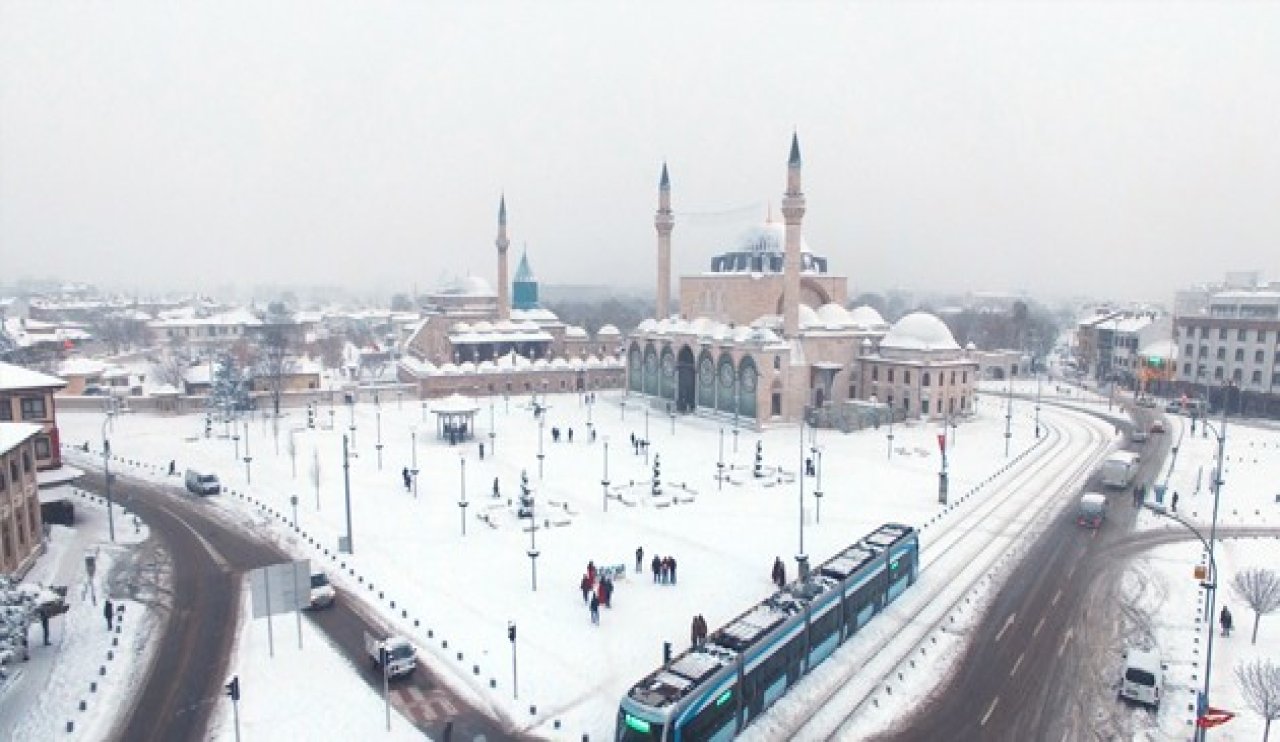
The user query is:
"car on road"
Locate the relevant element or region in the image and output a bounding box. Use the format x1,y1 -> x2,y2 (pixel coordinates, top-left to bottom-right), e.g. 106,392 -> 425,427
1136,396 -> 1156,408
1077,492 -> 1107,528
366,633 -> 417,678
184,469 -> 221,495
1118,647 -> 1164,708
308,570 -> 335,609
1130,426 -> 1148,443
1150,420 -> 1165,434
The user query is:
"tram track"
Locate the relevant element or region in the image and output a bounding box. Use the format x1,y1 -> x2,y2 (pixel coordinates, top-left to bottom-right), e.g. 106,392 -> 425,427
747,406 -> 1114,741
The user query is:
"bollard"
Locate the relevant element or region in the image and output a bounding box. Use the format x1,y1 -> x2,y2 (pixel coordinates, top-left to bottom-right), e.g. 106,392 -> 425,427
79,700 -> 86,711
490,678 -> 497,688
473,665 -> 480,675
99,666 -> 106,676
90,682 -> 97,692
530,705 -> 537,715
67,721 -> 74,733
442,639 -> 448,648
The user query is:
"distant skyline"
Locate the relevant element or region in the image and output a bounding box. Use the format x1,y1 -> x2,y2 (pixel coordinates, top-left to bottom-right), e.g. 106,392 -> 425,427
2,2 -> 1277,305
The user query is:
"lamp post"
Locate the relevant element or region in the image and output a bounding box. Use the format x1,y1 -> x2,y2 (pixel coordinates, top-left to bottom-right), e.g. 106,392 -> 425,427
887,404 -> 895,460
348,396 -> 357,449
421,400 -> 427,422
620,399 -> 626,420
101,413 -> 116,542
508,622 -> 519,701
489,395 -> 496,456
601,437 -> 610,512
342,434 -> 353,554
243,420 -> 253,484
458,455 -> 468,536
1004,380 -> 1013,458
796,419 -> 809,580
410,427 -> 419,498
1196,412 -> 1228,740
644,407 -> 650,465
717,427 -> 725,492
669,408 -> 675,435
233,423 -> 241,460
527,493 -> 539,591
811,445 -> 824,524
537,414 -> 546,480
1034,372 -> 1043,439
375,410 -> 383,470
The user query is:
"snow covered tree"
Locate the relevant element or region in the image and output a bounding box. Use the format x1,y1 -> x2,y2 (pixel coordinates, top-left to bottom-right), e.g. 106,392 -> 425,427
652,454 -> 662,496
754,441 -> 764,478
1236,659 -> 1280,741
254,302 -> 296,416
1234,567 -> 1280,645
208,355 -> 250,413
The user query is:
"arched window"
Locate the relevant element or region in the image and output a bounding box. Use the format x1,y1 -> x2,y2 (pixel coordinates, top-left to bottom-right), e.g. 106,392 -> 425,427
922,372 -> 931,387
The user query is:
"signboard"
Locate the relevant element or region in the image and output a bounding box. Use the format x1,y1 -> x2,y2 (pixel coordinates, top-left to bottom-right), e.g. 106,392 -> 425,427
248,560 -> 310,618
1196,707 -> 1235,729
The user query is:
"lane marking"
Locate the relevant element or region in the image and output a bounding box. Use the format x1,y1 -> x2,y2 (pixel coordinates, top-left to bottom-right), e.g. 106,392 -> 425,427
1010,653 -> 1025,677
157,502 -> 230,571
1057,628 -> 1074,658
1052,589 -> 1063,606
980,696 -> 1000,726
994,613 -> 1016,643
1033,616 -> 1046,637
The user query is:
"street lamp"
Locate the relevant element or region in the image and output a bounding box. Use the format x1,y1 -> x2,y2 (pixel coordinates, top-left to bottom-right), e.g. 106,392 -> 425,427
1034,372 -> 1043,439
601,436 -> 610,512
795,419 -> 809,580
1004,380 -> 1013,458
375,409 -> 383,470
811,445 -> 824,524
717,427 -> 725,492
1196,412 -> 1228,741
409,426 -> 419,498
489,395 -> 496,456
101,413 -> 116,542
537,413 -> 546,480
527,492 -> 540,591
243,420 -> 253,484
644,407 -> 650,465
348,395 -> 357,449
886,404 -> 895,460
458,455 -> 468,536
342,434 -> 354,554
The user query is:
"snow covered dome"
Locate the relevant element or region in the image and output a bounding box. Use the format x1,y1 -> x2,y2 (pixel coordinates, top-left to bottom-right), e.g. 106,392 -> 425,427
798,304 -> 822,328
880,312 -> 960,352
816,303 -> 853,327
565,325 -> 588,339
710,222 -> 828,275
848,305 -> 888,330
441,276 -> 494,297
733,222 -> 811,255
597,325 -> 620,336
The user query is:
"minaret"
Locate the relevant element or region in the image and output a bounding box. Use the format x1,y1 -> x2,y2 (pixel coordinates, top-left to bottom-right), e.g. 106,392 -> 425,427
655,163 -> 674,319
781,133 -> 806,337
496,194 -> 511,321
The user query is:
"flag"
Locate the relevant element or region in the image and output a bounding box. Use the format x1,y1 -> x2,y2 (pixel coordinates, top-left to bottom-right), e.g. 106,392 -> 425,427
1196,708 -> 1235,729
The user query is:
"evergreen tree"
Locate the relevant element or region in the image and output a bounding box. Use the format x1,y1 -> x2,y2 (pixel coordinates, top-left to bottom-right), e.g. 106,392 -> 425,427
208,355 -> 250,413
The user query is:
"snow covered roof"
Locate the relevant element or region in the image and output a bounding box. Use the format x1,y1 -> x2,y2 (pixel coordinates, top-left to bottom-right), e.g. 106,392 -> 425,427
848,305 -> 888,330
1139,339 -> 1178,361
597,325 -> 620,336
438,276 -> 494,297
0,422 -> 42,453
565,326 -> 588,339
880,312 -> 960,352
432,394 -> 480,414
510,307 -> 559,323
0,361 -> 66,391
58,358 -> 107,377
150,308 -> 262,327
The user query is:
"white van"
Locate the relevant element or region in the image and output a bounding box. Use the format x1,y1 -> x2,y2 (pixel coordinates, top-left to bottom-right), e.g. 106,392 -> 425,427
308,569 -> 336,609
184,469 -> 221,495
1118,648 -> 1164,708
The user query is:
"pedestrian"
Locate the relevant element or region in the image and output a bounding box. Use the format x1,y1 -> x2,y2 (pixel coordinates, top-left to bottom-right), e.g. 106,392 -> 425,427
691,615 -> 700,648
669,555 -> 678,585
479,442 -> 485,460
580,573 -> 592,604
696,614 -> 708,646
492,476 -> 501,498
168,460 -> 176,476
636,546 -> 644,573
1171,491 -> 1179,513
1221,606 -> 1233,637
602,576 -> 613,607
772,556 -> 786,588
591,428 -> 597,443
568,428 -> 574,443
587,560 -> 597,585
589,592 -> 600,625
104,599 -> 114,631
402,467 -> 411,491
651,555 -> 662,583
630,432 -> 636,448
39,606 -> 50,646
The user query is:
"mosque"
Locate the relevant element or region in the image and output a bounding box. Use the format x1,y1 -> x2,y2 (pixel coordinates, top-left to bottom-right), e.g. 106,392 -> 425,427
398,197 -> 625,398
625,135 -> 978,428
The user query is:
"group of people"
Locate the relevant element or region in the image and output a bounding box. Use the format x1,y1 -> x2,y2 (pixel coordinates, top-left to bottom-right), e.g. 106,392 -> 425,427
650,554 -> 678,584
443,422 -> 468,445
771,557 -> 788,589
689,614 -> 709,648
401,467 -> 414,491
629,433 -> 651,456
551,427 -> 573,443
579,561 -> 615,624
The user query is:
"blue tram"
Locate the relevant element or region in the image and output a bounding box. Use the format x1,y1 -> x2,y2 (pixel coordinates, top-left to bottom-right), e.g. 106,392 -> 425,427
616,523 -> 919,742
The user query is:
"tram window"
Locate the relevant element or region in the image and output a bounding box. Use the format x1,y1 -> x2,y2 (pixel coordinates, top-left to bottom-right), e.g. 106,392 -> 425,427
682,687 -> 738,741
617,711 -> 664,742
811,609 -> 839,645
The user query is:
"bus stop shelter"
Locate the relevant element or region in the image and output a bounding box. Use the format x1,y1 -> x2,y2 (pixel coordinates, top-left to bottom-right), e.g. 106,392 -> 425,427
432,394 -> 480,445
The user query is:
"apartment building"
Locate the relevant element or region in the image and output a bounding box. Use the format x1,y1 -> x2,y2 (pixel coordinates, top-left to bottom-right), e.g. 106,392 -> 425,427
0,361 -> 67,470
0,423 -> 45,575
1174,289 -> 1280,416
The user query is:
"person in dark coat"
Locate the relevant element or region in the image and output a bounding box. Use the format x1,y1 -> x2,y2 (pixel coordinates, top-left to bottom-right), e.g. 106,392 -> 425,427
168,460 -> 176,476
104,599 -> 114,631
696,615 -> 708,646
39,606 -> 50,645
587,561 -> 597,585
492,477 -> 501,498
772,557 -> 786,588
402,467 -> 411,491
1221,606 -> 1234,636
589,592 -> 600,625
479,442 -> 485,460
580,573 -> 593,604
636,546 -> 644,573
669,556 -> 678,584
602,576 -> 613,607
651,555 -> 662,583
691,615 -> 700,648
1171,491 -> 1180,512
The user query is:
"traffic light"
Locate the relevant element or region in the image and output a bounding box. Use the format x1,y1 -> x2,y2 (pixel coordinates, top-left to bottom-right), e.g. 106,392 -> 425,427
508,622 -> 517,642
307,404 -> 315,429
225,675 -> 240,701
205,413 -> 212,438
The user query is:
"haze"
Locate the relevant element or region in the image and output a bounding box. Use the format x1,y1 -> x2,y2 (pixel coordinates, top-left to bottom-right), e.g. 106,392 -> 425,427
2,1 -> 1277,303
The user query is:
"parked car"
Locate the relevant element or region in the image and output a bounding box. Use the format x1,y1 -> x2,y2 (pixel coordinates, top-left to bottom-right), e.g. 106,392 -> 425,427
184,469 -> 221,495
1118,647 -> 1164,708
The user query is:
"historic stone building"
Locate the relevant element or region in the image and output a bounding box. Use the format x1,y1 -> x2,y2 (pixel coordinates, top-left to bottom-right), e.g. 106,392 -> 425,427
627,136 -> 978,427
399,197 -> 624,398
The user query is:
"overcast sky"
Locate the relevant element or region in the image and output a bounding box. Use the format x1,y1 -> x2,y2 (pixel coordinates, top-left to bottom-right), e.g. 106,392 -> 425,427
2,1 -> 1277,304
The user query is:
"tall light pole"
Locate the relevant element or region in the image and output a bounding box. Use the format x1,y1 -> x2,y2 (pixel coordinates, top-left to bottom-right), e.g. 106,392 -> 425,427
796,419 -> 808,580
717,427 -> 725,492
342,434 -> 353,554
644,407 -> 650,465
601,437 -> 610,512
458,455 -> 469,536
101,413 -> 116,542
375,409 -> 383,470
527,492 -> 539,591
243,420 -> 253,484
811,445 -> 824,524
348,396 -> 357,449
489,395 -> 496,456
1034,372 -> 1043,439
1004,380 -> 1013,458
537,413 -> 545,480
1198,412 -> 1228,741
886,404 -> 895,460
410,427 -> 419,498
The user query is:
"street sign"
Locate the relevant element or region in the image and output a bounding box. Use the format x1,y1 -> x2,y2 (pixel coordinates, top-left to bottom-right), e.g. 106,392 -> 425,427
248,560 -> 310,618
1194,565 -> 1207,580
1196,707 -> 1235,729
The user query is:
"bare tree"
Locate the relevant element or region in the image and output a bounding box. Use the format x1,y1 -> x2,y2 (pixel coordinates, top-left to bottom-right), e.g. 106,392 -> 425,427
1234,567 -> 1280,644
255,302 -> 295,416
152,340 -> 189,390
309,447 -> 321,510
1236,658 -> 1280,741
287,431 -> 297,479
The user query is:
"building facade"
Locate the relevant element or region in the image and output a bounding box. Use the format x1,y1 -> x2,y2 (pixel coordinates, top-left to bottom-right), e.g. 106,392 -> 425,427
1174,288 -> 1280,416
0,423 -> 45,575
0,362 -> 67,470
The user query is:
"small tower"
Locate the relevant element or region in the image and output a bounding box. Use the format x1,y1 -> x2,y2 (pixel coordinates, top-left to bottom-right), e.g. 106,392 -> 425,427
496,194 -> 512,321
655,163 -> 674,319
513,247 -> 539,310
781,133 -> 806,337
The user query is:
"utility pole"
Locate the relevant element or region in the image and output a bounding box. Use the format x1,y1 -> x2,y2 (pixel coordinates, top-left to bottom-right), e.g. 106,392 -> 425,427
342,435 -> 353,554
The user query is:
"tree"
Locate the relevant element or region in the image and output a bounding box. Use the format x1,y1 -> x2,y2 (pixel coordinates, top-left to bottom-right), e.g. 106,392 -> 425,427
1234,567 -> 1280,644
390,293 -> 415,312
255,302 -> 295,416
208,355 -> 250,413
1236,659 -> 1280,741
309,448 -> 321,510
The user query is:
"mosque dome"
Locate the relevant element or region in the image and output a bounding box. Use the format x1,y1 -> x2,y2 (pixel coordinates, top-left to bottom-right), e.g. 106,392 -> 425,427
733,222 -> 811,255
441,276 -> 493,297
709,221 -> 828,275
798,304 -> 822,328
597,325 -> 620,336
848,305 -> 888,330
881,312 -> 961,352
816,303 -> 853,328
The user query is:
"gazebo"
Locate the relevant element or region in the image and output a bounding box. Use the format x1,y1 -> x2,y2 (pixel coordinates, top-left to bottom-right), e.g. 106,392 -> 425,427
432,394 -> 480,444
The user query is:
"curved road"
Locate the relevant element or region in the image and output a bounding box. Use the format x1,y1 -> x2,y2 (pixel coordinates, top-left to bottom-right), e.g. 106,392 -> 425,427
78,467 -> 529,741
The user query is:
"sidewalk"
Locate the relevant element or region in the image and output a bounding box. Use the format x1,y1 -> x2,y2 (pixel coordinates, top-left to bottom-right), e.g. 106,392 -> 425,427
0,483 -> 154,740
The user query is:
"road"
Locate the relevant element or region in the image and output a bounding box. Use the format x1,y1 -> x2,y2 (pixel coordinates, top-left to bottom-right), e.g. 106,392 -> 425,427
876,402 -> 1280,740
80,468 -> 528,742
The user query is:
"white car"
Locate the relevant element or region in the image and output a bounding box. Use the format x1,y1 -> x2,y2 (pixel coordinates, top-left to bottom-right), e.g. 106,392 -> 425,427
1118,648 -> 1164,708
308,570 -> 336,609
